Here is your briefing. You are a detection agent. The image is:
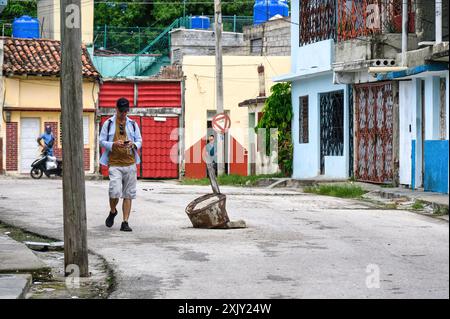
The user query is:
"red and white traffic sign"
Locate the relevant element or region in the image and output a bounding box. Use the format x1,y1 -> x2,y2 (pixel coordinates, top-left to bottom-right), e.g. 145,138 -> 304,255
212,113 -> 231,134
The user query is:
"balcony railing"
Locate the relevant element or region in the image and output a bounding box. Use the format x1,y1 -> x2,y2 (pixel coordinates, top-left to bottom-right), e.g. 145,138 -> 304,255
337,0 -> 415,41
299,0 -> 337,46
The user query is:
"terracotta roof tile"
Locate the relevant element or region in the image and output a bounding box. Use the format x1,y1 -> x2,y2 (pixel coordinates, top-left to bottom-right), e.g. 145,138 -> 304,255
2,37 -> 100,79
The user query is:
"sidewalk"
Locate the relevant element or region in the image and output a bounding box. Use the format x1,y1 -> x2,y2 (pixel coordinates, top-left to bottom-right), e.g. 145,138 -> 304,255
263,178 -> 449,218
0,234 -> 49,299
355,182 -> 449,215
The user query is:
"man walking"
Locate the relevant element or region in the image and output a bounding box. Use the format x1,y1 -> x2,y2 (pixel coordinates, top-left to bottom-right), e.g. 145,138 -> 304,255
99,97 -> 142,232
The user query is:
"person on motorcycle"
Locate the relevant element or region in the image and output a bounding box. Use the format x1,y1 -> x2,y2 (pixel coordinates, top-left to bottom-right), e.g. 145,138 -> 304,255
37,125 -> 55,156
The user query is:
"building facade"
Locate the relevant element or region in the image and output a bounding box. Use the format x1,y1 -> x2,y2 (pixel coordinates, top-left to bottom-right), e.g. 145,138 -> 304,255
182,55 -> 290,178
0,37 -> 100,175
275,1 -> 351,179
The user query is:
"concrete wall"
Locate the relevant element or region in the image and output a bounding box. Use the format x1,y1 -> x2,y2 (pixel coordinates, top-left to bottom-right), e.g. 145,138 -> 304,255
242,17 -> 290,56
4,78 -> 97,110
37,0 -> 94,45
334,34 -> 418,65
92,54 -> 157,77
291,73 -> 349,179
170,29 -> 245,64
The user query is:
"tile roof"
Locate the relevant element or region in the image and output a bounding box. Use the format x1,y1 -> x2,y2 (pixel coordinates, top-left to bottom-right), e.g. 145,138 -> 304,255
2,37 -> 100,79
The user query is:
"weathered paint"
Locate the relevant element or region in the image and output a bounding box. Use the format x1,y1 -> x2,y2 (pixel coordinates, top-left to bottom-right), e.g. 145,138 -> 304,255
424,140 -> 449,193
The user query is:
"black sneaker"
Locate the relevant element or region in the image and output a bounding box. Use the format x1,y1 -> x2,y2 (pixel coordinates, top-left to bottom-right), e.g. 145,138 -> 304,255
120,221 -> 133,232
105,210 -> 118,228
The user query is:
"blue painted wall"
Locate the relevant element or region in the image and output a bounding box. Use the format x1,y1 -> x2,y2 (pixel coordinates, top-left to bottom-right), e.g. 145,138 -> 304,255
291,73 -> 349,178
424,140 -> 449,193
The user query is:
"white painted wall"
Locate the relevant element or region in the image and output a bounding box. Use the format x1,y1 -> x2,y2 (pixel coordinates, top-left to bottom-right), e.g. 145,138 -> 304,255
424,76 -> 441,140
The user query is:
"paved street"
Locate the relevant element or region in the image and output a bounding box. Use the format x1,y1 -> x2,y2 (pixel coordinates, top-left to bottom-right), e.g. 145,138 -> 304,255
0,177 -> 448,299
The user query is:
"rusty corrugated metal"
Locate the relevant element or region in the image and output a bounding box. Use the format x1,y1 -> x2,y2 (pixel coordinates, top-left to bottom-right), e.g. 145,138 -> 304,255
137,82 -> 181,108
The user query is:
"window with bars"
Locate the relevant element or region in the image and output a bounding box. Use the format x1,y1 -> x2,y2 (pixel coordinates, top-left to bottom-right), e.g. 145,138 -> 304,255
299,96 -> 309,144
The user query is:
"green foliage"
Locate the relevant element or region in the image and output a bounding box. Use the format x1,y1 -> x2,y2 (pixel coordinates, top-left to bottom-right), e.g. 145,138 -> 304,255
93,1 -> 254,53
181,173 -> 284,187
1,1 -> 37,36
303,184 -> 368,199
412,200 -> 425,210
255,82 -> 293,176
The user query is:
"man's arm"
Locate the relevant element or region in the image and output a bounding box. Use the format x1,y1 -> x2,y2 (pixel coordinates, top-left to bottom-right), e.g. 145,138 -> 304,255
99,120 -> 114,151
132,122 -> 142,150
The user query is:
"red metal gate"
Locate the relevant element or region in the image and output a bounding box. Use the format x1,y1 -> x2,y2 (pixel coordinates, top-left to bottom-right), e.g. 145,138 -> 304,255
354,82 -> 394,183
141,117 -> 179,178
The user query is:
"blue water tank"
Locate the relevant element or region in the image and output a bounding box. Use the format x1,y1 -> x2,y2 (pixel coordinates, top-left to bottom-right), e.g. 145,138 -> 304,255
191,16 -> 210,30
253,0 -> 289,25
12,15 -> 40,39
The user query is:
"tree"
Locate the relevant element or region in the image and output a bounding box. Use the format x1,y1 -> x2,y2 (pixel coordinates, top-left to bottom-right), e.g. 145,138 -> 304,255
1,1 -> 37,36
256,83 -> 293,176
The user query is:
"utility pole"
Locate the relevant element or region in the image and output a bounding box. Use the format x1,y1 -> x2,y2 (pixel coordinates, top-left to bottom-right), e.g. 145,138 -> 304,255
60,0 -> 89,277
214,0 -> 225,175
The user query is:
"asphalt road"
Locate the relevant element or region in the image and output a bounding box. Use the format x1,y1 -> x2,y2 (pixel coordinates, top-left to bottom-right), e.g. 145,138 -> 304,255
0,177 -> 448,298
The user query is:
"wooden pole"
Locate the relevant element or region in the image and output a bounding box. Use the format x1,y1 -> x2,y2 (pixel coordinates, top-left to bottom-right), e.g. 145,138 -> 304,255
60,0 -> 89,277
214,0 -> 225,175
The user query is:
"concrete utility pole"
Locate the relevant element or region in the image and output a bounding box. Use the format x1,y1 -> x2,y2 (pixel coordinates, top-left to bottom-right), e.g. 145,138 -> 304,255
60,0 -> 89,277
214,0 -> 225,175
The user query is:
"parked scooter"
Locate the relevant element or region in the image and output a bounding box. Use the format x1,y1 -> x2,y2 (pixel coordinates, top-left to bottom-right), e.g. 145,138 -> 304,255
30,146 -> 62,179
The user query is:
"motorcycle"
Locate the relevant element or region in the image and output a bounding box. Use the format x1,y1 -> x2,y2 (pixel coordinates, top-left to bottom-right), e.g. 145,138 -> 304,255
30,146 -> 62,179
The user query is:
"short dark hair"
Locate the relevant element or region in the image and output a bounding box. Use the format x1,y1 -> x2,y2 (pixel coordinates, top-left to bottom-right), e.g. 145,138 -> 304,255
116,97 -> 130,112
209,134 -> 215,138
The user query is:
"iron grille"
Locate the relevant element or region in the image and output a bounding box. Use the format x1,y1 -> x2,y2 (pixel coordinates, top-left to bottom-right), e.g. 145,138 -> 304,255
337,0 -> 416,41
299,96 -> 309,144
354,82 -> 394,183
320,90 -> 344,175
299,0 -> 337,46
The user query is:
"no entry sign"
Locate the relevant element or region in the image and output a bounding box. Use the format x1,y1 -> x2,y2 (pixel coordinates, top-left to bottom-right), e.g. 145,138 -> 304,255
212,113 -> 231,134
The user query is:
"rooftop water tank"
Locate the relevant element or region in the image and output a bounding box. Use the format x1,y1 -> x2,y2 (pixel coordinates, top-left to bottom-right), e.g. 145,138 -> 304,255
12,15 -> 40,39
191,16 -> 210,30
253,0 -> 289,25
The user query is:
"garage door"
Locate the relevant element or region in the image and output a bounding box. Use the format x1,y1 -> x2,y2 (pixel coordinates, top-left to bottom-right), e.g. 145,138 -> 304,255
20,118 -> 40,173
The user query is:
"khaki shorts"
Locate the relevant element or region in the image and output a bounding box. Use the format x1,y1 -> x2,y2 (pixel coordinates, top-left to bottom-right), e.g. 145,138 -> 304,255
108,165 -> 137,199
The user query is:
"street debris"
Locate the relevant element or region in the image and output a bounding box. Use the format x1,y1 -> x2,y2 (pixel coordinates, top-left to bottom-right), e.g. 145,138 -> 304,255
23,241 -> 64,252
185,163 -> 246,229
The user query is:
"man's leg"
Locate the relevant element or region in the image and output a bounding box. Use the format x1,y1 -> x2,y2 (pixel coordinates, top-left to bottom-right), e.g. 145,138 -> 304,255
106,167 -> 122,228
110,198 -> 119,213
122,199 -> 132,222
120,165 -> 137,231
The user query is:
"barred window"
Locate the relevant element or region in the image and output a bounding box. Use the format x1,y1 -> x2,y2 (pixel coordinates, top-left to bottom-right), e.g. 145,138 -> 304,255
299,96 -> 309,144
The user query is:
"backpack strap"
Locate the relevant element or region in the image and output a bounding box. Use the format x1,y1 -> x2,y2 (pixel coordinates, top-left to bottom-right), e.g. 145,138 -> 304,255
106,119 -> 113,142
129,119 -> 137,133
